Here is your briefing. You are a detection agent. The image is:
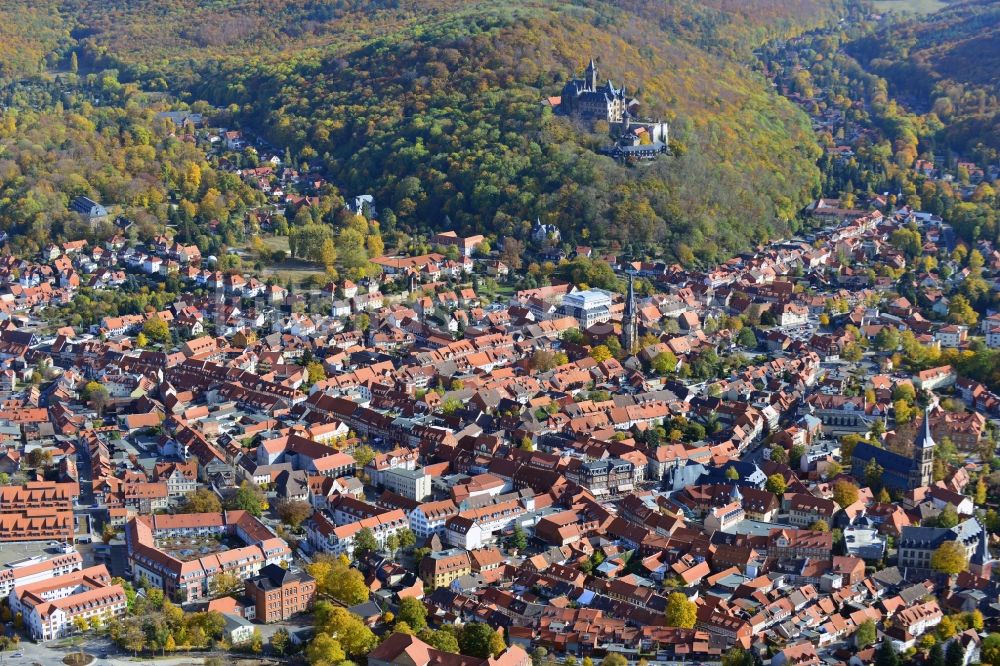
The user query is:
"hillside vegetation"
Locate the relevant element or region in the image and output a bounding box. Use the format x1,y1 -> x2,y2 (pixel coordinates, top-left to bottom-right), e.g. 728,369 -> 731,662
0,79 -> 265,255
0,2 -> 71,81
849,0 -> 1000,156
4,1 -> 848,264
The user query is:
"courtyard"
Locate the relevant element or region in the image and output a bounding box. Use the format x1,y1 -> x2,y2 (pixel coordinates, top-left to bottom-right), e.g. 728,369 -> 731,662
153,533 -> 246,562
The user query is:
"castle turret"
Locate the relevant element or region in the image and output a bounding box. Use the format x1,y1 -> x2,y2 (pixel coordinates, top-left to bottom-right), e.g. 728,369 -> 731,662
585,58 -> 598,91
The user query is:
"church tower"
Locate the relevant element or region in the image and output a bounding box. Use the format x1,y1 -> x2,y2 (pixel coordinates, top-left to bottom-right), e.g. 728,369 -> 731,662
970,518 -> 994,579
585,58 -> 598,92
622,272 -> 638,354
912,406 -> 936,488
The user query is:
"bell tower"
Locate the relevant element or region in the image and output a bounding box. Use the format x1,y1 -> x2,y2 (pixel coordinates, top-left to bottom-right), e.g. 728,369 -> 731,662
912,406 -> 935,488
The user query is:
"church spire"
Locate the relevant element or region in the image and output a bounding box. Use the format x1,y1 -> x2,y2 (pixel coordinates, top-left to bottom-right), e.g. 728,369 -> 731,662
623,271 -> 637,355
913,405 -> 936,488
915,405 -> 935,449
973,518 -> 991,564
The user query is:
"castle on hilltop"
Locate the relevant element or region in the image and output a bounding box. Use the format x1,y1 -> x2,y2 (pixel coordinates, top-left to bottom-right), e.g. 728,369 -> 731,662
560,58 -> 632,124
555,58 -> 669,161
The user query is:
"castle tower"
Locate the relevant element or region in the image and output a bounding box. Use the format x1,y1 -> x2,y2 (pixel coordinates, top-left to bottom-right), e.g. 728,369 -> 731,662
622,271 -> 638,354
912,406 -> 936,488
585,58 -> 598,92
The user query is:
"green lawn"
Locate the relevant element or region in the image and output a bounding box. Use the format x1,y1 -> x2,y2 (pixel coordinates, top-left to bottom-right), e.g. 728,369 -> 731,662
248,235 -> 326,285
257,235 -> 290,252
872,0 -> 947,15
261,259 -> 326,286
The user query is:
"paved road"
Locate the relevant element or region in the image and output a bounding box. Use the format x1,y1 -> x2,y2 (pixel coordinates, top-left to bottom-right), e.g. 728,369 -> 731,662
13,634 -> 280,666
14,617 -> 306,665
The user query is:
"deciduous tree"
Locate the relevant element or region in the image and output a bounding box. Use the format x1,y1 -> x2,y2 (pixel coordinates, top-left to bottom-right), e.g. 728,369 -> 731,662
855,619 -> 876,649
353,527 -> 378,559
397,598 -> 428,631
314,602 -> 377,656
765,473 -> 786,497
589,345 -> 612,362
418,628 -> 460,653
228,481 -> 266,517
307,555 -> 369,605
832,479 -> 860,508
305,632 -> 345,666
209,572 -> 242,598
875,639 -> 899,666
276,499 -> 313,528
931,541 -> 969,575
271,628 -> 290,656
460,623 -> 505,658
664,592 -> 696,628
180,488 -> 222,513
143,316 -> 170,344
352,444 -> 375,469
652,351 -> 678,375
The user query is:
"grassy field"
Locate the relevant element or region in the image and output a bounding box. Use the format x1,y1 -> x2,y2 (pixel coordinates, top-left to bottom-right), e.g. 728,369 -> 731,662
263,260 -> 327,286
872,0 -> 947,15
249,234 -> 326,286
258,235 -> 290,252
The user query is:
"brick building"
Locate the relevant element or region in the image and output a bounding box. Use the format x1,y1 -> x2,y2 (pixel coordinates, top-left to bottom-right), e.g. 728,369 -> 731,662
245,563 -> 316,623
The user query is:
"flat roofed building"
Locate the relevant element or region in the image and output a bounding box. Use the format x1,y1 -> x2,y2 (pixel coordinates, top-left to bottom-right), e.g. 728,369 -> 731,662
383,467 -> 432,502
560,289 -> 613,328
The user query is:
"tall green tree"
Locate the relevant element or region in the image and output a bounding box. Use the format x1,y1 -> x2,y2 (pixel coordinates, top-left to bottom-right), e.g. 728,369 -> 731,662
875,639 -> 899,666
353,527 -> 378,559
229,481 -> 265,517
459,623 -> 505,659
855,619 -> 876,649
945,640 -> 965,666
397,598 -> 428,632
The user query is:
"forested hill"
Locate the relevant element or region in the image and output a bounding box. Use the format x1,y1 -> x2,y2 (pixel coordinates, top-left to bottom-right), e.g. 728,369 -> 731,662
848,0 -> 1000,155
6,0 -> 849,264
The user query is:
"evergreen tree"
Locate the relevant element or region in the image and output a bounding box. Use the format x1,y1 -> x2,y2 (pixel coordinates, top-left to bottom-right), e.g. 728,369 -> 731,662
875,640 -> 899,666
945,640 -> 965,666
928,642 -> 945,666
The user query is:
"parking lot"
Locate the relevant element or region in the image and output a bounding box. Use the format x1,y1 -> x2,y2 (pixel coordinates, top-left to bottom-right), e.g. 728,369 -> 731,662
0,540 -> 70,567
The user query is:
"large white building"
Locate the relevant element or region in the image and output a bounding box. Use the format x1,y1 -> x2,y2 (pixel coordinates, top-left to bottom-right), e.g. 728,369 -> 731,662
383,467 -> 432,502
11,564 -> 127,641
408,500 -> 459,540
0,552 -> 82,599
560,289 -> 613,328
307,508 -> 408,557
987,326 -> 1000,349
444,498 -> 530,550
